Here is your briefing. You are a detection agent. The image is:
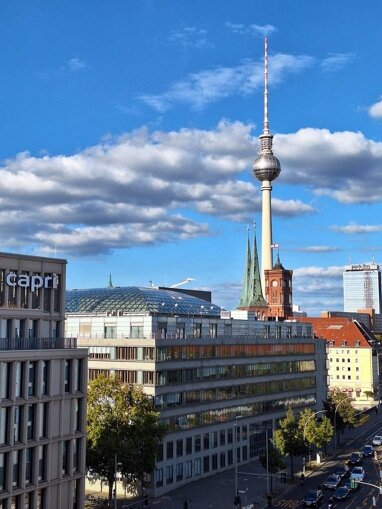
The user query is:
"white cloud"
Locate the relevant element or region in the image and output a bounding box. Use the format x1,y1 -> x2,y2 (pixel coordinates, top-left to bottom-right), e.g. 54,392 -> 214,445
369,99 -> 382,119
331,223 -> 382,234
275,127 -> 382,204
298,246 -> 340,253
168,27 -> 211,49
321,52 -> 356,72
225,22 -> 276,37
65,58 -> 89,72
139,53 -> 314,111
0,121 -> 313,257
293,265 -> 345,278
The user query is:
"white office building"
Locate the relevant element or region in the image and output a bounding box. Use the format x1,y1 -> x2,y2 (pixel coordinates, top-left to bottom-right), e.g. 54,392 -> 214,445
0,252 -> 87,509
66,286 -> 327,497
343,263 -> 382,314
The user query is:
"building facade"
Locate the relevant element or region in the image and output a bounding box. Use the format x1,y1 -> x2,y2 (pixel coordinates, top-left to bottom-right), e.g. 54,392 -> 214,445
297,316 -> 381,409
343,263 -> 382,314
0,252 -> 87,509
66,286 -> 327,497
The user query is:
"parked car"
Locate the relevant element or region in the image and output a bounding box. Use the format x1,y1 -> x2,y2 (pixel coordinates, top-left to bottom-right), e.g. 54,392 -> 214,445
372,435 -> 382,446
350,466 -> 365,482
303,489 -> 324,507
363,445 -> 374,457
324,474 -> 341,490
334,463 -> 350,479
333,486 -> 350,501
348,451 -> 363,465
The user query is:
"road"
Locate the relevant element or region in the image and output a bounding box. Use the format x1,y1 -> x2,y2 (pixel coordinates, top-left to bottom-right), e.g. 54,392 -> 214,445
147,412 -> 382,509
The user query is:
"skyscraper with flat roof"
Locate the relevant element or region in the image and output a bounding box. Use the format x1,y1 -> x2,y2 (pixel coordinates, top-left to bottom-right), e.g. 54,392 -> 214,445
343,263 -> 382,314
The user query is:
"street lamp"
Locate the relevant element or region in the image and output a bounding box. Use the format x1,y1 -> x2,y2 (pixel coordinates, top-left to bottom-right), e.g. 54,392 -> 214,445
234,415 -> 242,507
302,410 -> 326,475
334,399 -> 347,450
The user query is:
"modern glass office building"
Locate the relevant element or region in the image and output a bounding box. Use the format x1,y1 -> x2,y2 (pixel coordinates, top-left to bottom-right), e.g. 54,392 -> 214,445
0,252 -> 87,509
66,286 -> 327,497
343,263 -> 382,314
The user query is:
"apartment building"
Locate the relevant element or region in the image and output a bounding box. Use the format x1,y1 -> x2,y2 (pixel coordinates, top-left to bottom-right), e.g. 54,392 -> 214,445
0,252 -> 87,509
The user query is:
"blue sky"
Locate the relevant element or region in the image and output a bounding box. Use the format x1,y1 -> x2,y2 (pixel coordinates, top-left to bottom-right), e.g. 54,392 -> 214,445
1,1 -> 382,315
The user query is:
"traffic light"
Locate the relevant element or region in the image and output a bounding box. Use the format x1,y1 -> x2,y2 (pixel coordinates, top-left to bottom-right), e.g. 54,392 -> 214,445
351,480 -> 358,489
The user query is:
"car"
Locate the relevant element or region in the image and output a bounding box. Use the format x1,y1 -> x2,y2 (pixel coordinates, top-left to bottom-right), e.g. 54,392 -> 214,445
333,486 -> 350,500
348,452 -> 363,465
302,489 -> 323,507
334,463 -> 350,479
363,445 -> 374,457
372,435 -> 382,446
350,466 -> 365,482
324,474 -> 341,489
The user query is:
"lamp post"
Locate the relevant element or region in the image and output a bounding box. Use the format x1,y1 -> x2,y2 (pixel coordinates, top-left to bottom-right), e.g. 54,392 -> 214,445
334,399 -> 347,450
302,410 -> 326,475
234,415 -> 242,506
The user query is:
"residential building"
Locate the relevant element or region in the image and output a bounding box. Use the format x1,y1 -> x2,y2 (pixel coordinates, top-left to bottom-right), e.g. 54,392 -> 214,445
296,316 -> 382,409
66,286 -> 327,496
0,252 -> 87,509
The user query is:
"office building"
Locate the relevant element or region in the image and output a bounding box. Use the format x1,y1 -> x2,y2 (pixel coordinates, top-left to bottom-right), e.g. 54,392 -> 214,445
66,286 -> 327,497
343,263 -> 382,314
0,252 -> 87,509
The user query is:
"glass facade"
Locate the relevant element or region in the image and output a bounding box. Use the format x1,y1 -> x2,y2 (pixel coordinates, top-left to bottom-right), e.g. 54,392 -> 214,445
343,266 -> 382,313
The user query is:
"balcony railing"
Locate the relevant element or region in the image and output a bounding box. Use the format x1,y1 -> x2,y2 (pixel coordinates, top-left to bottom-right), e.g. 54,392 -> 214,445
0,337 -> 77,351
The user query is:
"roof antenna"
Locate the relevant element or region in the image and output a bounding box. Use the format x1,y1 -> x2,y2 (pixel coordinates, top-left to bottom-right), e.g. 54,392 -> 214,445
264,36 -> 270,135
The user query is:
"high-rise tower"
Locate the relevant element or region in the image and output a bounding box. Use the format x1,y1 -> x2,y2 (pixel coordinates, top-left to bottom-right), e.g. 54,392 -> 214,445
253,38 -> 281,292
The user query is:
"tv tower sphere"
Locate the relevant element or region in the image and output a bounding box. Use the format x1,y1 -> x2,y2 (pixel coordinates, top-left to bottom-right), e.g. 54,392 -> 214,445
252,148 -> 281,182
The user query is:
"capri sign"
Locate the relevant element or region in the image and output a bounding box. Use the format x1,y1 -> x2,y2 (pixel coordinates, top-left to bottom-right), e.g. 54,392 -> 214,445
6,273 -> 58,292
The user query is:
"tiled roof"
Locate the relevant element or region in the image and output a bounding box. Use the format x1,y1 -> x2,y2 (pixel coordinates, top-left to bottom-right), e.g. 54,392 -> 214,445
295,317 -> 371,348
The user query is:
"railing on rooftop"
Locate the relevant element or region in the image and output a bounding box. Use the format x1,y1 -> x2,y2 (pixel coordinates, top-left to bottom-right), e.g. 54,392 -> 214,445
0,337 -> 77,351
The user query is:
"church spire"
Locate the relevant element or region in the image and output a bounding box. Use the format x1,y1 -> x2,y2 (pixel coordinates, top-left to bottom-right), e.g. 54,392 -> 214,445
239,226 -> 252,307
248,224 -> 267,307
108,273 -> 113,288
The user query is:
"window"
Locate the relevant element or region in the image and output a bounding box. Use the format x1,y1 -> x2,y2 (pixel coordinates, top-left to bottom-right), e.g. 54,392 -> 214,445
12,450 -> 19,487
25,448 -> 33,485
186,437 -> 192,455
194,435 -> 201,453
39,402 -> 48,438
176,462 -> 183,482
194,458 -> 201,476
220,430 -> 226,446
176,324 -> 185,339
203,456 -> 210,473
227,449 -> 233,465
62,440 -> 70,475
166,441 -> 173,460
41,361 -> 48,395
185,460 -> 192,478
203,433 -> 209,450
209,324 -> 217,338
227,428 -> 233,444
27,405 -> 34,440
156,443 -> 163,462
13,406 -> 21,443
193,324 -> 201,338
15,362 -> 22,398
0,409 -> 7,445
64,360 -> 71,393
38,446 -> 45,482
104,326 -> 117,339
73,439 -> 79,472
0,363 -> 9,399
28,362 -> 36,396
155,468 -> 163,487
0,453 -> 5,491
176,439 -> 183,457
212,454 -> 218,470
220,452 -> 226,468
166,465 -> 173,484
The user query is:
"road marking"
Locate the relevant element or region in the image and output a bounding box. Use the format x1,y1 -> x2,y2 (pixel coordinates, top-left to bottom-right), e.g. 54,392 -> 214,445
273,499 -> 299,508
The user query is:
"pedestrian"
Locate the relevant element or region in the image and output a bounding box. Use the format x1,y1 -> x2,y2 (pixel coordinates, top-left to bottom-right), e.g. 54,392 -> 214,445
300,473 -> 305,485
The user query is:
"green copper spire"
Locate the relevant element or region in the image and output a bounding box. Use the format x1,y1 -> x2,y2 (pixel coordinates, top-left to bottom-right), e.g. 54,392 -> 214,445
248,230 -> 267,307
108,273 -> 113,288
239,228 -> 252,307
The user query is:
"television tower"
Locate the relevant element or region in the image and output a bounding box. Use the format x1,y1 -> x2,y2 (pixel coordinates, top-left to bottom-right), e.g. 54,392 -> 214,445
252,37 -> 281,291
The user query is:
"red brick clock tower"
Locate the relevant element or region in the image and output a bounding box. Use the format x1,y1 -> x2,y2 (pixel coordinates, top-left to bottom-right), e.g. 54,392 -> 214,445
264,255 -> 293,320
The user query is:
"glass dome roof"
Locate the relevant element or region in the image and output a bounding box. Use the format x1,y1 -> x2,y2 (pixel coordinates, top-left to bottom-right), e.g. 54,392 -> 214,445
66,286 -> 221,316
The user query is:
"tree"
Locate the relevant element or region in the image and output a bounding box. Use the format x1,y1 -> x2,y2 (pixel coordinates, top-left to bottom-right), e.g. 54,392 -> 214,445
299,408 -> 333,457
273,408 -> 305,479
86,375 -> 166,504
323,389 -> 368,446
